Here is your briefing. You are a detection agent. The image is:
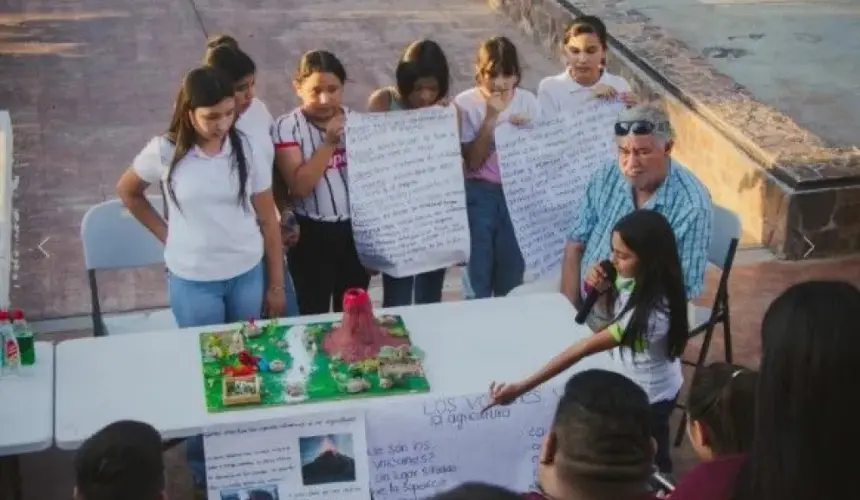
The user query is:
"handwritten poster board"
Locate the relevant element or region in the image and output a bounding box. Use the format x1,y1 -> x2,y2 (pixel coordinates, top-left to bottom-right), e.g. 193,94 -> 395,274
364,386 -> 565,499
346,106 -> 470,278
203,410 -> 370,500
496,99 -> 625,280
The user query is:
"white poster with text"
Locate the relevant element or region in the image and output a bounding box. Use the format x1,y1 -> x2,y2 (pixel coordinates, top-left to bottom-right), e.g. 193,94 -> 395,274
346,106 -> 470,278
365,386 -> 566,500
203,410 -> 370,500
496,99 -> 625,280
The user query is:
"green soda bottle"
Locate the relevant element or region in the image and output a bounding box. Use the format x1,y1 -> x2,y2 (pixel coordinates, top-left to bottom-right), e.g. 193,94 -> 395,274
12,309 -> 34,365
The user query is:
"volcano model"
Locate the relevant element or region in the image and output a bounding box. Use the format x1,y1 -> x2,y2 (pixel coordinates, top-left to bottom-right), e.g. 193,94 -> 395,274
300,436 -> 357,485
322,288 -> 408,363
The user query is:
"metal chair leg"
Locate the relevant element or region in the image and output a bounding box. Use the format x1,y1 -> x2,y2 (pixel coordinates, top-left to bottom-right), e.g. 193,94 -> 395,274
673,409 -> 688,447
722,308 -> 733,364
674,323 -> 717,448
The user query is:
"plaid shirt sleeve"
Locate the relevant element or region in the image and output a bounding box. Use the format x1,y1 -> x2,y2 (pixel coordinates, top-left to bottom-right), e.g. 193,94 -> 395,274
567,172 -> 600,243
674,205 -> 712,299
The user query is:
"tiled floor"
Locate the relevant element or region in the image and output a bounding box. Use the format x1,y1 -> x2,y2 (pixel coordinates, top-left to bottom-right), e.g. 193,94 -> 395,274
5,0 -> 860,498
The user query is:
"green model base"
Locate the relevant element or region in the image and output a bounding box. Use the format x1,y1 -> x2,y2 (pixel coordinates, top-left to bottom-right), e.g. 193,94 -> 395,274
199,316 -> 430,413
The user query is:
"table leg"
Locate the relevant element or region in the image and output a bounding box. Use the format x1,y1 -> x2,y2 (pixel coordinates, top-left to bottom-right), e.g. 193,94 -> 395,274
0,454 -> 23,500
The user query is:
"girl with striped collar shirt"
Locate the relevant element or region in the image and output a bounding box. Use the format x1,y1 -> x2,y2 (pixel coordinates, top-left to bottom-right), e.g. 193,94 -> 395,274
272,51 -> 370,315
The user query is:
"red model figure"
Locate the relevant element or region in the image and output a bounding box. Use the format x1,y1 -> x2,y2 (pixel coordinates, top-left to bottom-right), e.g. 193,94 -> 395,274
323,288 -> 407,363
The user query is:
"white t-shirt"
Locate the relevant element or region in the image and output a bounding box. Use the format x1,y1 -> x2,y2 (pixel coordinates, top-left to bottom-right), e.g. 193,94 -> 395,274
605,276 -> 683,403
132,134 -> 272,281
271,108 -> 350,222
236,97 -> 274,171
537,70 -> 631,118
454,87 -> 540,184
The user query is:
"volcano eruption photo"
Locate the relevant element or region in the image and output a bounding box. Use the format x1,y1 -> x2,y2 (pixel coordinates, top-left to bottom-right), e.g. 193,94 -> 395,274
299,433 -> 357,486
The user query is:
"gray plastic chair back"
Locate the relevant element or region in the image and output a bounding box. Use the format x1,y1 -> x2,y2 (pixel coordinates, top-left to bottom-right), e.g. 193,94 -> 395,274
80,195 -> 165,271
709,205 -> 741,269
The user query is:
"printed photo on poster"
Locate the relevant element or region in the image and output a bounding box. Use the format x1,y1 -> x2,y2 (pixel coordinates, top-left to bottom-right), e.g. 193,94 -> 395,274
204,410 -> 370,500
299,433 -> 357,486
219,485 -> 280,500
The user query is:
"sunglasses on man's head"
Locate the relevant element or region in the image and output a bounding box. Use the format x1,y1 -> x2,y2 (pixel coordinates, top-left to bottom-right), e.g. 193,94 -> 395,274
614,120 -> 668,136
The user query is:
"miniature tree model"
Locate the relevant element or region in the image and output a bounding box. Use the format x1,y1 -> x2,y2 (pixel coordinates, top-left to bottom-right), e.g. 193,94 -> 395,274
323,288 -> 408,363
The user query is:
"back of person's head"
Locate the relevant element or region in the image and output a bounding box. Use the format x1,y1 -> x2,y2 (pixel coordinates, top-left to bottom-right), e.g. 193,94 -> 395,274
733,280 -> 860,500
540,369 -> 653,499
74,420 -> 165,500
430,482 -> 521,500
611,209 -> 688,359
687,362 -> 757,460
203,34 -> 256,85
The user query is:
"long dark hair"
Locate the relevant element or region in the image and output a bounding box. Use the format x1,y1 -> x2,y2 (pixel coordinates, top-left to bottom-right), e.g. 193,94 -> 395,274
733,281 -> 860,500
688,362 -> 757,456
165,66 -> 249,210
395,39 -> 450,104
610,210 -> 688,359
202,34 -> 256,85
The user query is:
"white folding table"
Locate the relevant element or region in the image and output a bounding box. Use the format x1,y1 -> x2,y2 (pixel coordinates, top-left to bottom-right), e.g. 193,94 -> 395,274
0,342 -> 56,500
54,293 -> 617,449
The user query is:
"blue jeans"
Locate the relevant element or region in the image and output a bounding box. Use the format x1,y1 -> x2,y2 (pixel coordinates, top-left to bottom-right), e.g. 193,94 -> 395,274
168,261 -> 265,490
465,180 -> 524,298
460,265 -> 475,300
382,269 -> 446,307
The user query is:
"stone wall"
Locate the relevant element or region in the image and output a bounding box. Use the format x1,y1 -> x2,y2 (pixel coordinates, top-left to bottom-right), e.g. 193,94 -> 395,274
488,0 -> 860,259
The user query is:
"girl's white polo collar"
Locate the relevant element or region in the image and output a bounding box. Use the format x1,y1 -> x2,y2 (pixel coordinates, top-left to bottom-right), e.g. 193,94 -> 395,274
190,137 -> 232,160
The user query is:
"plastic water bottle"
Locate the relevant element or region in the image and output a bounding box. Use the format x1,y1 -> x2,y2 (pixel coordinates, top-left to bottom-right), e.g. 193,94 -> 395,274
0,310 -> 20,375
12,309 -> 34,366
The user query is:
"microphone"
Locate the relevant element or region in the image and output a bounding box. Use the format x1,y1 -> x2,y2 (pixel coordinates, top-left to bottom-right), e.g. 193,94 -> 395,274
574,260 -> 617,324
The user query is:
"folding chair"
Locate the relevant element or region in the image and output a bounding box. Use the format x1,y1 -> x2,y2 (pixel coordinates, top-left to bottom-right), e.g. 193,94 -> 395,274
674,205 -> 740,447
80,195 -> 176,337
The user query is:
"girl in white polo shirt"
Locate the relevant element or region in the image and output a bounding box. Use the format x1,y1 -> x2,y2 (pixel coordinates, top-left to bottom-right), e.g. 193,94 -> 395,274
538,15 -> 637,117
455,36 -> 538,299
116,67 -> 285,493
203,34 -> 300,318
273,50 -> 370,315
485,210 -> 689,474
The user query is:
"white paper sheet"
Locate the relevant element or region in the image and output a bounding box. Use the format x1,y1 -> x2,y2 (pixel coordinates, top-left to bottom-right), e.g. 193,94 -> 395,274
204,410 -> 370,500
365,385 -> 565,499
346,106 -> 470,278
496,99 -> 625,281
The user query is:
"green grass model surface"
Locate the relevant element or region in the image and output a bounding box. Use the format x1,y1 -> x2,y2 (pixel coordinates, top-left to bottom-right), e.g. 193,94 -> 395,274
199,317 -> 430,413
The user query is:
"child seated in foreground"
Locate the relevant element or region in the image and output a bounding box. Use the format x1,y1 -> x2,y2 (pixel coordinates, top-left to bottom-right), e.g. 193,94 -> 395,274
668,362 -> 756,500
524,369 -> 659,500
74,420 -> 165,500
486,210 -> 689,474
431,482 -> 523,500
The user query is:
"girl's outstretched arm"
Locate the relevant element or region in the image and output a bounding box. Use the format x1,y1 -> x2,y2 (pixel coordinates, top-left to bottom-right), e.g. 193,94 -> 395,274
485,330 -> 619,409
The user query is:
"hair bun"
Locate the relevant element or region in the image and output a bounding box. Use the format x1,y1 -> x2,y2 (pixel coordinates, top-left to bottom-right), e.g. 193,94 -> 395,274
206,34 -> 240,51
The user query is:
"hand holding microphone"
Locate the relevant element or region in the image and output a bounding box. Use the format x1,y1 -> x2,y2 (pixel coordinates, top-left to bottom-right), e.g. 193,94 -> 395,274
574,260 -> 617,324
